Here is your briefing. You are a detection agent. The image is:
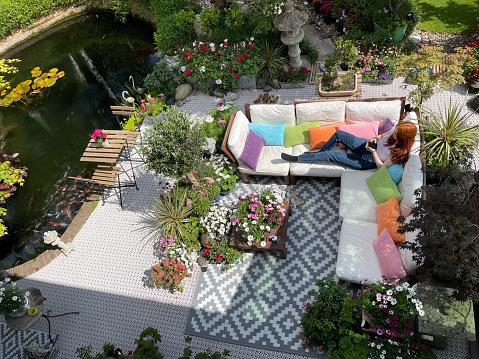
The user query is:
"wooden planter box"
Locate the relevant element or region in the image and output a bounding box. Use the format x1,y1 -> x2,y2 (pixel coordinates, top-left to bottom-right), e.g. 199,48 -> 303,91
319,73 -> 358,97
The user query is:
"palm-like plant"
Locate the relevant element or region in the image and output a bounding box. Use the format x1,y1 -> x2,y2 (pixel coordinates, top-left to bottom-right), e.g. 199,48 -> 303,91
422,97 -> 479,171
141,186 -> 199,250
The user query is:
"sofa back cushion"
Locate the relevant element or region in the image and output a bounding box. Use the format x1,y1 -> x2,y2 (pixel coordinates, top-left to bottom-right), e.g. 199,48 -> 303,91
227,111 -> 250,160
295,101 -> 347,125
398,215 -> 422,273
248,104 -> 296,126
345,99 -> 403,124
397,154 -> 423,217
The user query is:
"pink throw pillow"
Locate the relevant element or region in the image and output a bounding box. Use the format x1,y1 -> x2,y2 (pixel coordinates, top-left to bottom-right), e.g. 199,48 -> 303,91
373,228 -> 406,281
337,121 -> 380,148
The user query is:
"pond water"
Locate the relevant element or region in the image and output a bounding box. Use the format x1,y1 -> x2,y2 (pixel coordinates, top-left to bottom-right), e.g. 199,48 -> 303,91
0,12 -> 156,270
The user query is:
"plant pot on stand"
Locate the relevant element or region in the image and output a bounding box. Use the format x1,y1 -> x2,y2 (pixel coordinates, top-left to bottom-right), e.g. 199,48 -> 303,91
373,21 -> 408,43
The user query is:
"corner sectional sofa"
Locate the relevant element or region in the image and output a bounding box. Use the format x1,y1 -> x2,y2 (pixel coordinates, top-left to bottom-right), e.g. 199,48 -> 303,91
221,97 -> 425,283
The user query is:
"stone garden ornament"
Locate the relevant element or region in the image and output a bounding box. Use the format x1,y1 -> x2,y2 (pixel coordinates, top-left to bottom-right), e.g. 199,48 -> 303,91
273,0 -> 308,69
43,230 -> 75,256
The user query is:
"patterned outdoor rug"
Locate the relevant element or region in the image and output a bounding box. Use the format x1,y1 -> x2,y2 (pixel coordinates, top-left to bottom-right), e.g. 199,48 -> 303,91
185,176 -> 342,357
0,321 -> 58,359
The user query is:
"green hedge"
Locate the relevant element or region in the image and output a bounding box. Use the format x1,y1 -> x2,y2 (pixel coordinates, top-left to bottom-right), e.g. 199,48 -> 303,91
0,0 -> 77,39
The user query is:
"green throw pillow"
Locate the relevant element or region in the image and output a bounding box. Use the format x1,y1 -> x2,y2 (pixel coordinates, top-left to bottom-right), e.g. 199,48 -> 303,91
284,121 -> 320,147
366,166 -> 404,204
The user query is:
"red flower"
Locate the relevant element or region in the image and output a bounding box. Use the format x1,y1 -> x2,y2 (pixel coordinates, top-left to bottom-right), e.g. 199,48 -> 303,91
247,43 -> 253,49
216,253 -> 224,262
227,65 -> 232,70
237,54 -> 245,62
233,72 -> 239,78
204,247 -> 211,256
185,69 -> 192,76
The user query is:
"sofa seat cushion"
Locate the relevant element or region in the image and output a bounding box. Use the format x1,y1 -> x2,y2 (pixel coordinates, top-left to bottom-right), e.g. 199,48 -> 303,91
339,170 -> 378,222
290,143 -> 347,177
295,100 -> 347,125
249,104 -> 296,126
237,145 -> 291,176
345,99 -> 402,124
335,219 -> 383,283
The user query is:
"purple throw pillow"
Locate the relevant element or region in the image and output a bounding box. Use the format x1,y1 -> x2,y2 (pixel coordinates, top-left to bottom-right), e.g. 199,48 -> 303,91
378,118 -> 394,135
239,130 -> 265,170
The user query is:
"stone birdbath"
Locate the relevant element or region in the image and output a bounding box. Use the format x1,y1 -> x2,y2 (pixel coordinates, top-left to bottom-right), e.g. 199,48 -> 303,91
273,0 -> 308,69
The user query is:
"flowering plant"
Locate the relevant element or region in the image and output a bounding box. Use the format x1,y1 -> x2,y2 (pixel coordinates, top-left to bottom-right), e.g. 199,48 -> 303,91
151,257 -> 192,292
368,337 -> 437,359
205,154 -> 238,192
90,129 -> 107,143
232,187 -> 285,243
203,238 -> 243,271
0,277 -> 26,315
358,279 -> 424,339
355,42 -> 403,81
135,95 -> 168,117
200,201 -> 232,238
177,38 -> 260,92
462,39 -> 479,82
200,100 -> 240,149
278,65 -> 311,83
155,235 -> 176,256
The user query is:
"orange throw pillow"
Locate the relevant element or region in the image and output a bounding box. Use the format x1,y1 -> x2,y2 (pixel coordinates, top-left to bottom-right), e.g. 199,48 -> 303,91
309,122 -> 345,150
376,196 -> 405,243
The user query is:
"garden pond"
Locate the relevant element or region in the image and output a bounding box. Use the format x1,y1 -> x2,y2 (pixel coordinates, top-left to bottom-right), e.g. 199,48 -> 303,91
0,12 -> 157,270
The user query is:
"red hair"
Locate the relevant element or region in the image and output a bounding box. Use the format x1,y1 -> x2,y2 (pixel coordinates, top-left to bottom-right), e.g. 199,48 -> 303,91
386,121 -> 417,164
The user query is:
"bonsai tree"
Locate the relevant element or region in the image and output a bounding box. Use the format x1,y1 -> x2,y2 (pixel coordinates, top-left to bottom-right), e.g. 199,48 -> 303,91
395,45 -> 464,106
140,107 -> 205,179
399,181 -> 479,303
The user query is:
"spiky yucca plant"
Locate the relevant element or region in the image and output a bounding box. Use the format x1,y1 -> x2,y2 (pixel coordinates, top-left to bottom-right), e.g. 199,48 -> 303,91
141,186 -> 200,251
422,96 -> 479,172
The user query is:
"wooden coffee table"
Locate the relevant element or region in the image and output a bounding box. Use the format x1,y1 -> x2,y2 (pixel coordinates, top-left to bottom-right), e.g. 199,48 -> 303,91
229,200 -> 291,259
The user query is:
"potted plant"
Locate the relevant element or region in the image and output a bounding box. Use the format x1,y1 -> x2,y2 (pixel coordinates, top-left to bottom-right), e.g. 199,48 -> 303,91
461,39 -> 479,88
356,42 -> 403,82
372,0 -> 416,43
151,257 -> 192,292
231,187 -> 286,245
204,155 -> 238,194
202,238 -> 243,271
300,278 -> 363,355
358,280 -> 424,338
0,277 -> 27,316
368,337 -> 436,359
90,129 -> 109,147
421,96 -> 479,179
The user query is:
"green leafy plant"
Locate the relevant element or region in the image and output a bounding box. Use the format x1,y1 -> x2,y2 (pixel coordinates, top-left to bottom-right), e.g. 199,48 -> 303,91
421,97 -> 479,172
151,257 -> 192,292
301,278 -> 361,353
368,337 -> 437,359
0,58 -> 20,91
395,45 -> 464,106
279,65 -> 311,83
327,330 -> 369,359
143,62 -> 179,98
300,38 -> 319,64
0,159 -> 27,236
0,277 -> 26,315
232,187 -> 286,243
141,186 -> 199,250
200,100 -> 240,150
204,155 -> 238,192
199,7 -> 221,31
140,107 -> 205,179
399,184 -> 479,302
334,38 -> 360,69
136,95 -> 168,117
225,3 -> 245,29
178,337 -> 230,359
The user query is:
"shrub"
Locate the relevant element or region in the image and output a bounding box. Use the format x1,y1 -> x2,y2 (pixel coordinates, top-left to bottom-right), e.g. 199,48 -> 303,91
143,62 -> 178,98
140,107 -> 205,179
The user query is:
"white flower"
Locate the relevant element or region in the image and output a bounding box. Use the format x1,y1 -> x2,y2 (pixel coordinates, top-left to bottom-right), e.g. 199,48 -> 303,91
418,309 -> 425,316
209,42 -> 215,49
216,79 -> 222,85
12,296 -> 18,301
250,37 -> 254,41
5,278 -> 10,283
25,291 -> 30,297
200,66 -> 206,73
244,227 -> 249,232
224,38 -> 228,42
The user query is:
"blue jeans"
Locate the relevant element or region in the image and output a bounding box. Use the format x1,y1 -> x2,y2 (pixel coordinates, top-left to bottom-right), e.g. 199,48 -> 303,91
298,130 -> 376,170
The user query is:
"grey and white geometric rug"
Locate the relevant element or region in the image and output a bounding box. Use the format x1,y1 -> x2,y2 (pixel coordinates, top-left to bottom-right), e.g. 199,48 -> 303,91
185,176 -> 342,358
0,321 -> 57,359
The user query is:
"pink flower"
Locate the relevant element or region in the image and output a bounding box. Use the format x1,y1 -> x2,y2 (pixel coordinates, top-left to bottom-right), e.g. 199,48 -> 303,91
186,199 -> 192,206
218,119 -> 226,124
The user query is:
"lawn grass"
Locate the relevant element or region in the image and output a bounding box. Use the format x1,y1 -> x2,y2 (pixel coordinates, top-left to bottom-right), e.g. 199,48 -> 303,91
412,0 -> 479,34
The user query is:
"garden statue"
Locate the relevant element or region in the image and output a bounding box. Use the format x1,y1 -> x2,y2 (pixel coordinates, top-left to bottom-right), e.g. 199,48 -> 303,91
273,0 -> 308,68
43,230 -> 75,256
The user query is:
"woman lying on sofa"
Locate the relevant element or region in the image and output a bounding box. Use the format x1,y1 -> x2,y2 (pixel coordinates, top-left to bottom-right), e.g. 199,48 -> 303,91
280,121 -> 417,170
